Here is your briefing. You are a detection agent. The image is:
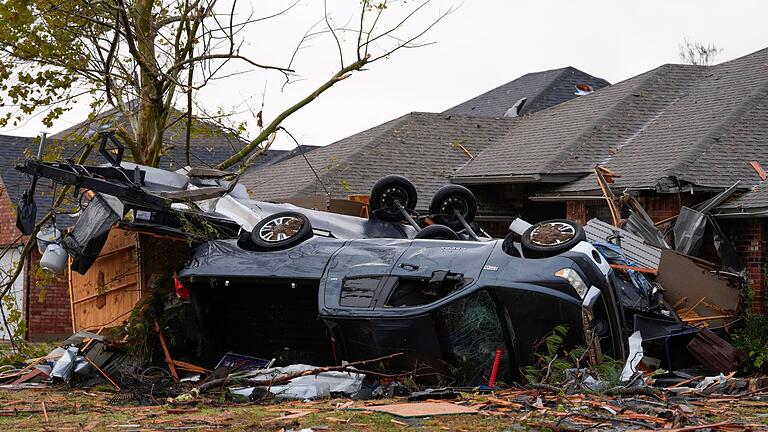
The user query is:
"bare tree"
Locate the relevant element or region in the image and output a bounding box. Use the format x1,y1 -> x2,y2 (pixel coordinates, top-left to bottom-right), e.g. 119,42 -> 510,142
0,0 -> 452,169
0,0 -> 453,351
679,37 -> 723,66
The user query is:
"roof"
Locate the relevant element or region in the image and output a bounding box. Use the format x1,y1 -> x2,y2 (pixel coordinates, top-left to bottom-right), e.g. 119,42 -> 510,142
0,134 -> 80,231
715,183 -> 768,214
51,105 -> 249,170
240,145 -> 321,174
452,48 -> 768,209
240,112 -> 515,209
442,67 -> 610,118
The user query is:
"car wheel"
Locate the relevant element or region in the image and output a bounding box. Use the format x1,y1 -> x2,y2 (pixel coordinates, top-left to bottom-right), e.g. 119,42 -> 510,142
428,184 -> 477,231
249,211 -> 313,251
368,175 -> 418,222
521,219 -> 586,258
414,224 -> 460,240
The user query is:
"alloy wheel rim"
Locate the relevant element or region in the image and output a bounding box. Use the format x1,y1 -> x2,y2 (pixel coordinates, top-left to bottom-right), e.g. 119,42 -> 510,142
259,216 -> 304,242
529,222 -> 576,246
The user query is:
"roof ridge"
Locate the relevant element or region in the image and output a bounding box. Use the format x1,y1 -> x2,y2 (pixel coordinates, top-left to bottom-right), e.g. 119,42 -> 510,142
709,46 -> 768,68
293,113 -> 414,197
670,69 -> 768,184
519,68 -> 572,116
540,64 -> 703,174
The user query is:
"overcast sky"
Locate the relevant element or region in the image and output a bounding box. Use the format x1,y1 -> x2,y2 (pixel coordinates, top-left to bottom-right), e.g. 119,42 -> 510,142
3,0 -> 768,151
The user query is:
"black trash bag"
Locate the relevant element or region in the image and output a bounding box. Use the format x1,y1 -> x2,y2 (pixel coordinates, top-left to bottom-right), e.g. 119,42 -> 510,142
15,190 -> 37,235
61,195 -> 119,274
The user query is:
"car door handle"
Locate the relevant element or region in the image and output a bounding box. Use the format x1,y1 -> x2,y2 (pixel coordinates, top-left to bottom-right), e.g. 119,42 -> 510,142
399,263 -> 419,271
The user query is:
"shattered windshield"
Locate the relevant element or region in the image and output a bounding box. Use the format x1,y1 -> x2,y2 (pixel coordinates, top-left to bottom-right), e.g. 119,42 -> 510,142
434,290 -> 511,386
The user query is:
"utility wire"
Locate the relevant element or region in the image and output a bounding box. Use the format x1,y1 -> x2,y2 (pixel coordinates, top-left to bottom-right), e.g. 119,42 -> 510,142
279,126 -> 329,195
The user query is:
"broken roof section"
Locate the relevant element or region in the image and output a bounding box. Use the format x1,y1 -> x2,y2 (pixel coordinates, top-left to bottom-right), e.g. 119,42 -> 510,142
452,47 -> 768,204
443,67 -> 610,118
715,184 -> 768,217
241,112 -> 515,210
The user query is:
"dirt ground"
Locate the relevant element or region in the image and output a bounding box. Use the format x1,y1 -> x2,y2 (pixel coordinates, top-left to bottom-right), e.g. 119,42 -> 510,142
2,386 -> 768,432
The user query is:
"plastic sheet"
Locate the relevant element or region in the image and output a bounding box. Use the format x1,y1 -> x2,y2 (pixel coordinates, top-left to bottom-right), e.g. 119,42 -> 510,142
50,346 -> 80,382
61,195 -> 119,274
620,331 -> 643,382
231,364 -> 365,400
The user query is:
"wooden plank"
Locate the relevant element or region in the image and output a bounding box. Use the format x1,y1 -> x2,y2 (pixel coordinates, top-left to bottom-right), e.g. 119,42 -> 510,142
70,229 -> 140,330
609,264 -> 658,275
71,280 -> 136,305
172,360 -> 212,374
83,356 -> 121,391
355,402 -> 478,418
155,320 -> 179,382
69,256 -> 77,332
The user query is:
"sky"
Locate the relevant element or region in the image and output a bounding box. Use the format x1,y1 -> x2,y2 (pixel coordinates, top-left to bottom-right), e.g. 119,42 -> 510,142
3,0 -> 768,151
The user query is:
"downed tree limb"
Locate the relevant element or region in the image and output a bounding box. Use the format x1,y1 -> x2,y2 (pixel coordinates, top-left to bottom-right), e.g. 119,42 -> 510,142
197,352 -> 404,392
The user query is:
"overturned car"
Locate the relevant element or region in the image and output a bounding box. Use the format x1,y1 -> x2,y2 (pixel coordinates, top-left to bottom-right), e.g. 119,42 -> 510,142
17,139 -> 675,386
178,176 -> 629,386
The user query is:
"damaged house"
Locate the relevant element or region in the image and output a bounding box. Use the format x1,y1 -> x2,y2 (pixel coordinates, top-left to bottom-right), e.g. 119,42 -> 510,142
0,109 -> 316,341
241,66 -> 610,217
7,55 -> 765,386
451,47 -> 768,312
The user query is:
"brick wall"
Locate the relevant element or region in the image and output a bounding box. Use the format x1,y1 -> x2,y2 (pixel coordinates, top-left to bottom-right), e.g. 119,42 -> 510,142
4,185 -> 72,340
0,186 -> 23,246
22,249 -> 72,341
723,219 -> 766,313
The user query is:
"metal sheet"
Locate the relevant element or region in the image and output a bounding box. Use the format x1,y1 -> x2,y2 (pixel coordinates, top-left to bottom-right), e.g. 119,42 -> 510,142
584,218 -> 662,268
673,207 -> 707,255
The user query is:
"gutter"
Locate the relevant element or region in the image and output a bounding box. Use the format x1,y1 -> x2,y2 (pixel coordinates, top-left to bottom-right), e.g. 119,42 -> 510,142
451,173 -> 583,185
530,195 -> 605,202
711,208 -> 768,219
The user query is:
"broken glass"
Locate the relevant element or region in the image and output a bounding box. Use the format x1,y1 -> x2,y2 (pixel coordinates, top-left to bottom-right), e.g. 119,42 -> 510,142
434,291 -> 510,386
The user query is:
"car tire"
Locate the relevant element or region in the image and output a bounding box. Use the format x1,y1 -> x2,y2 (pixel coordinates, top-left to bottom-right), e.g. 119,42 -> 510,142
428,184 -> 477,231
414,224 -> 460,240
368,175 -> 418,222
249,211 -> 313,251
521,219 -> 586,258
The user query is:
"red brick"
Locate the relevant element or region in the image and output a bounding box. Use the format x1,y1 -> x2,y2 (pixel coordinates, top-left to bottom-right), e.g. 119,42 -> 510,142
22,249 -> 72,341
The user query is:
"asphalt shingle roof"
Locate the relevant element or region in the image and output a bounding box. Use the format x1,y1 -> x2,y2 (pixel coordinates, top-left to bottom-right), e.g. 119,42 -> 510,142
52,106 -> 249,171
442,67 -> 610,118
717,184 -> 768,211
452,48 -> 768,211
241,112 -> 515,209
0,134 -> 83,229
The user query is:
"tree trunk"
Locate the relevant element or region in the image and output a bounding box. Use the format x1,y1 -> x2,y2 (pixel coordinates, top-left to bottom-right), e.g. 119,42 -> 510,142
134,0 -> 161,166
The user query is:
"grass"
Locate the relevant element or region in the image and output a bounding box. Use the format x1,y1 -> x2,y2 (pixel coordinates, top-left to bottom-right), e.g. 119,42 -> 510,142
0,388 -> 506,431
1,384 -> 767,431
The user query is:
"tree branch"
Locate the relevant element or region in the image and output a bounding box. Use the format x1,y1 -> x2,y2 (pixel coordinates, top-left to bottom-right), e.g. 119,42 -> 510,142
216,54 -> 370,170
